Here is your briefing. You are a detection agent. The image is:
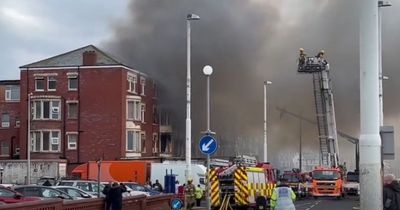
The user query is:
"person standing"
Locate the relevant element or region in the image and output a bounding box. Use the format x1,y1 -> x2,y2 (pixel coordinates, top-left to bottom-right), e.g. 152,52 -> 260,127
102,182 -> 112,210
185,178 -> 196,210
255,191 -> 267,210
153,179 -> 163,192
383,174 -> 400,210
195,184 -> 204,206
108,182 -> 127,210
270,178 -> 296,210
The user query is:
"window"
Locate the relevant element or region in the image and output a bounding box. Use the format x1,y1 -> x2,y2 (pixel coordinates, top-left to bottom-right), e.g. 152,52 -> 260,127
127,130 -> 141,152
68,103 -> 78,119
5,85 -> 20,101
68,134 -> 77,150
68,76 -> 78,91
1,113 -> 10,128
48,76 -> 57,91
153,105 -> 158,124
31,130 -> 60,152
152,133 -> 158,153
35,77 -> 45,91
140,77 -> 146,96
33,100 -> 60,120
141,103 -> 145,123
0,188 -> 14,197
127,100 -> 141,121
0,141 -> 9,156
141,132 -> 146,153
127,74 -> 137,93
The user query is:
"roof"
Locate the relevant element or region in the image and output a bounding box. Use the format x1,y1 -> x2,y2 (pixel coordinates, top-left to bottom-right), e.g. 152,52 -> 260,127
0,80 -> 20,85
20,45 -> 130,69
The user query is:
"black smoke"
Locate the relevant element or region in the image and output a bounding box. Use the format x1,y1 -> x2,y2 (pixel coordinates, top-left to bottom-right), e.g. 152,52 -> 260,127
103,0 -> 400,172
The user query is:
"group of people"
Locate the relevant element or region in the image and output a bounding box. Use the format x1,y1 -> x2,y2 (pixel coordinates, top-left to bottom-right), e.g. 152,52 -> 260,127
102,182 -> 127,210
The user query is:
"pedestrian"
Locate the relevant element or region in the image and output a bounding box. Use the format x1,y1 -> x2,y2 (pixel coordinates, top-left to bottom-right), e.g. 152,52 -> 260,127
255,191 -> 267,210
144,180 -> 152,189
102,182 -> 112,210
175,180 -> 180,194
185,178 -> 196,210
42,179 -> 52,186
108,182 -> 127,210
270,178 -> 296,210
383,174 -> 400,210
153,179 -> 163,192
195,184 -> 204,206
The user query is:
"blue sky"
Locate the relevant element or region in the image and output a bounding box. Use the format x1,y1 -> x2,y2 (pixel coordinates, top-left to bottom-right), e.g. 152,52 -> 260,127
0,0 -> 129,80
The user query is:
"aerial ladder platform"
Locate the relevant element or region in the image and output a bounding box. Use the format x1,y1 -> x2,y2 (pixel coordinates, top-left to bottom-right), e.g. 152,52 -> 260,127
297,49 -> 340,168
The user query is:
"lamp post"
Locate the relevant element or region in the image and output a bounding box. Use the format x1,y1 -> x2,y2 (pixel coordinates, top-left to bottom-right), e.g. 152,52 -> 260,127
186,14 -> 200,184
378,0 -> 391,127
96,159 -> 102,198
263,81 -> 272,163
203,65 -> 213,210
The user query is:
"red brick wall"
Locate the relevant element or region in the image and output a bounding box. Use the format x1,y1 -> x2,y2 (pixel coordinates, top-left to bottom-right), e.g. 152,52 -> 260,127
0,85 -> 20,159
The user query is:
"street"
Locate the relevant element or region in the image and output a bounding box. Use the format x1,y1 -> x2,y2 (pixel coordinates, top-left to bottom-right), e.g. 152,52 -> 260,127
294,197 -> 358,210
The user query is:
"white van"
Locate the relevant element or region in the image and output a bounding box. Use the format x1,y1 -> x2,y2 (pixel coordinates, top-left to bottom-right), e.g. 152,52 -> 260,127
150,162 -> 207,190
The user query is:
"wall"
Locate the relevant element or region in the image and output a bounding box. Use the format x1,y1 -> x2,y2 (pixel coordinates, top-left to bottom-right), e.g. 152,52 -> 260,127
0,159 -> 67,184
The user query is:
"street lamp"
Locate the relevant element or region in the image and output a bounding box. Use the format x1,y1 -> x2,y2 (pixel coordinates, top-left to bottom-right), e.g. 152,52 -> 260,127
185,13 -> 200,184
378,0 -> 391,127
263,81 -> 272,163
203,65 -> 213,210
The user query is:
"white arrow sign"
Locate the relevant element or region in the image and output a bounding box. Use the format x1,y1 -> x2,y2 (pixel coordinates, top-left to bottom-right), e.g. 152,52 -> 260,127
201,139 -> 214,152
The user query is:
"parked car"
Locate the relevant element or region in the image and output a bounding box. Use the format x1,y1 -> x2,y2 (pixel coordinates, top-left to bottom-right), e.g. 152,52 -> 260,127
0,187 -> 41,204
13,186 -> 74,200
37,176 -> 57,186
52,186 -> 96,199
122,182 -> 161,196
56,180 -> 104,197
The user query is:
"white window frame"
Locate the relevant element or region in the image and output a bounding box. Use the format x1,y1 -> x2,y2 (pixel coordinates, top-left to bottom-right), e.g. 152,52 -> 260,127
35,77 -> 45,92
68,76 -> 78,91
1,113 -> 10,128
140,77 -> 145,96
153,133 -> 158,153
141,103 -> 145,123
67,134 -> 78,150
30,130 -> 61,152
127,74 -> 137,94
32,100 -> 61,120
5,85 -> 20,101
126,130 -> 141,152
47,76 -> 57,91
127,99 -> 141,121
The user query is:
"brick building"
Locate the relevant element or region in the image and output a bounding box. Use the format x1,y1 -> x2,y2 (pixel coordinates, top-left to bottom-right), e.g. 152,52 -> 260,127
0,45 -> 173,172
0,80 -> 21,159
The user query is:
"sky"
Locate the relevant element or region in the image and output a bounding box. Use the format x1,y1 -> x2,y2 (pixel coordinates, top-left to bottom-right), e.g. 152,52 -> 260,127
0,0 -> 129,80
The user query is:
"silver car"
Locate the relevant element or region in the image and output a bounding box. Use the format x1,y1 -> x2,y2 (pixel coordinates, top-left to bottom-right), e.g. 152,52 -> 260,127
52,186 -> 96,199
56,180 -> 104,197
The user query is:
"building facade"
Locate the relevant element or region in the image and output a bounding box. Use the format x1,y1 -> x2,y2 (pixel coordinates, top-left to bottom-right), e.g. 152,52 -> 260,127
0,80 -> 21,159
0,45 -> 174,173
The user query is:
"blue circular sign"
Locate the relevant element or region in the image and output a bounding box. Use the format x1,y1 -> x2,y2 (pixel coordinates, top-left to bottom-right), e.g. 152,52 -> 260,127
171,198 -> 182,210
199,135 -> 218,155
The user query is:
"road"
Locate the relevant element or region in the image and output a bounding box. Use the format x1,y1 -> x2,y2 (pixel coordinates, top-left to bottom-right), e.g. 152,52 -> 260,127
295,196 -> 359,210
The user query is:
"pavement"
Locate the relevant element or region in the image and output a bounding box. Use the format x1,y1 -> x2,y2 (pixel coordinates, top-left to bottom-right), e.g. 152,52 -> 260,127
295,196 -> 359,210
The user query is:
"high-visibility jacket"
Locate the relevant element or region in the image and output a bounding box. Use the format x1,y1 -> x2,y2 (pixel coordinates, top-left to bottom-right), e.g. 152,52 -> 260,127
270,185 -> 296,210
195,187 -> 204,199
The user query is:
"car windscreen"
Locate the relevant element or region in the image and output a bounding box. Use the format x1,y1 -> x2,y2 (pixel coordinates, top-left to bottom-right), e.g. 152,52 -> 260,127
58,182 -> 74,186
346,174 -> 359,182
283,174 -> 300,182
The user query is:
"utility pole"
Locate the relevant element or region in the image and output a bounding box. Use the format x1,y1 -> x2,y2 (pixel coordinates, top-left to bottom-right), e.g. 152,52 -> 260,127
359,0 -> 382,209
263,81 -> 272,162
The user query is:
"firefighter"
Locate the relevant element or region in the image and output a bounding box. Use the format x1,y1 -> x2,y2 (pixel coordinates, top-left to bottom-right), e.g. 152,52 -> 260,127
299,48 -> 307,66
185,178 -> 196,209
270,178 -> 296,210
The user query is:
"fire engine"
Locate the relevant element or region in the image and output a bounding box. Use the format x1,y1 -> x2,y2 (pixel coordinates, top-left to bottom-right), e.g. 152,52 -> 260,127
209,156 -> 277,209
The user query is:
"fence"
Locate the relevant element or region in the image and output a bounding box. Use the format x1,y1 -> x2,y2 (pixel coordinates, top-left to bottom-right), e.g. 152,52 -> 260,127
0,194 -> 173,210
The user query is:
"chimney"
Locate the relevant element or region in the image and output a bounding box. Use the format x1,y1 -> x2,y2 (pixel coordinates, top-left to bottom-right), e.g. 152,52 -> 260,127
82,50 -> 97,66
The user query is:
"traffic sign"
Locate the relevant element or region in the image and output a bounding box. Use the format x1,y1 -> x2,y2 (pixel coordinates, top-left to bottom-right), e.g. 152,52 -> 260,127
199,135 -> 218,155
171,198 -> 182,210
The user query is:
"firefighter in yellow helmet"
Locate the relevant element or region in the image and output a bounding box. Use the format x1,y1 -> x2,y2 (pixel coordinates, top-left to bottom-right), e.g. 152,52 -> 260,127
270,178 -> 296,210
185,177 -> 196,209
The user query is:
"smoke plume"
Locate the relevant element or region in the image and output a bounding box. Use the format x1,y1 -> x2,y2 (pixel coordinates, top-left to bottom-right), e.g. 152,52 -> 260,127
104,0 -> 400,172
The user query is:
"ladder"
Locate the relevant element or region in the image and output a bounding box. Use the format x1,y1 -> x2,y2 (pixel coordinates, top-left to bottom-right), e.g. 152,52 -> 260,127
297,49 -> 339,168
